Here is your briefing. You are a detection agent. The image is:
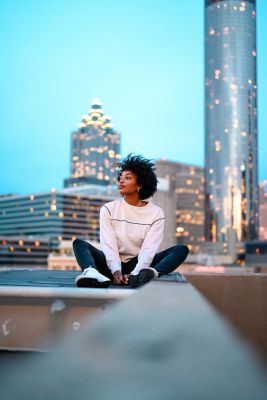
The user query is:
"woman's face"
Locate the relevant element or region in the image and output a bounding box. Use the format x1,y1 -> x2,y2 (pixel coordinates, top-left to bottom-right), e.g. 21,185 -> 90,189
117,170 -> 140,196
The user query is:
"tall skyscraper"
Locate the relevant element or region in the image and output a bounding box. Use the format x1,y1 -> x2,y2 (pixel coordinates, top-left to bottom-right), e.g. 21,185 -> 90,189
64,97 -> 121,188
205,0 -> 258,243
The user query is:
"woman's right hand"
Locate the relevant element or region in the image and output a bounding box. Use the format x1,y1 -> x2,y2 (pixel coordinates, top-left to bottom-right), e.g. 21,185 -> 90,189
113,270 -> 125,285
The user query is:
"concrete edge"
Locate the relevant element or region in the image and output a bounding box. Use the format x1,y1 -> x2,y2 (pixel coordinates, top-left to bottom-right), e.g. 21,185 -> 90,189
0,286 -> 136,300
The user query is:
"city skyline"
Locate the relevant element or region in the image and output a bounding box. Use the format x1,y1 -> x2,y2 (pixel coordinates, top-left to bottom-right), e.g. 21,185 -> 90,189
0,0 -> 267,196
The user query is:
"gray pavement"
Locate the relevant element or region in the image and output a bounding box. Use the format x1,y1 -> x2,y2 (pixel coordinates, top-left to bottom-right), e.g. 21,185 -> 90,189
0,269 -> 187,288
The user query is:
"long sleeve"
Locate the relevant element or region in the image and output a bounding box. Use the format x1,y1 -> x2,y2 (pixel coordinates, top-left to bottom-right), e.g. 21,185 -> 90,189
131,214 -> 164,275
99,205 -> 122,274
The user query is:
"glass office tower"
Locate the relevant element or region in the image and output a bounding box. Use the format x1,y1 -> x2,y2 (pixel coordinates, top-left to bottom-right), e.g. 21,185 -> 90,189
205,0 -> 258,243
64,97 -> 121,188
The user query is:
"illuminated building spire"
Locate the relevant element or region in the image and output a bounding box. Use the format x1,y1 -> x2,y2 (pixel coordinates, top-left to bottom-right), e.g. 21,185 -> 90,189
64,98 -> 121,188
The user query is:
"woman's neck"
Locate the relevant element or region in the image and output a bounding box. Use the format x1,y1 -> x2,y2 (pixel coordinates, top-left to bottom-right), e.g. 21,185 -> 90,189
123,194 -> 142,207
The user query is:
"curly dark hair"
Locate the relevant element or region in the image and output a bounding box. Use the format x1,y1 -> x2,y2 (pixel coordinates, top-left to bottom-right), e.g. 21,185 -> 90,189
114,154 -> 158,200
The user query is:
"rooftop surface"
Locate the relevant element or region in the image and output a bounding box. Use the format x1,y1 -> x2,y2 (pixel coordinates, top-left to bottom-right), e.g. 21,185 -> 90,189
0,269 -> 187,288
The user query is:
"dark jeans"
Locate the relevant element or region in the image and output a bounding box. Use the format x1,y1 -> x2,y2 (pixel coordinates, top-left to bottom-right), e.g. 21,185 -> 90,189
73,239 -> 189,280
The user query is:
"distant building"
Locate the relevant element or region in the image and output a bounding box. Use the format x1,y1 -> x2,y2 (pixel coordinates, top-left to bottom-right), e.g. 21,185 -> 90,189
205,0 -> 259,244
245,240 -> 267,271
0,190 -> 115,268
0,236 -> 50,269
153,159 -> 205,255
64,97 -> 121,188
259,181 -> 267,240
47,240 -> 101,271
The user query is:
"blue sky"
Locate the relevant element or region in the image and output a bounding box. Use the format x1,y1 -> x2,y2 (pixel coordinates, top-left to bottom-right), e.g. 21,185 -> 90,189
0,0 -> 266,195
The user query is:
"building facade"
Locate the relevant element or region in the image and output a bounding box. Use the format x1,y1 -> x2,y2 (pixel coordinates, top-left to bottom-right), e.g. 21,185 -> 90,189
0,236 -> 51,268
205,0 -> 258,243
153,160 -> 205,255
64,97 -> 121,188
0,191 -> 115,268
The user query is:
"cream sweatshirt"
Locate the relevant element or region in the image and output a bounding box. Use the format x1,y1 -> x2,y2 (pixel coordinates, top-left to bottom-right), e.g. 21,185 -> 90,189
99,198 -> 164,275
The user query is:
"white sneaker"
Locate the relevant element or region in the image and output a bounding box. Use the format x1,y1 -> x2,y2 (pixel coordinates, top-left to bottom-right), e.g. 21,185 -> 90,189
75,267 -> 111,288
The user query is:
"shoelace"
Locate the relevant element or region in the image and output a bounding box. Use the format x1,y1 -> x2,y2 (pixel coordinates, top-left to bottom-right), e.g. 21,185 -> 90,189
82,266 -> 92,275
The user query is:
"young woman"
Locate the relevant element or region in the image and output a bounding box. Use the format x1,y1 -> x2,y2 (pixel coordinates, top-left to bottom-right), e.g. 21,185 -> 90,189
73,154 -> 189,288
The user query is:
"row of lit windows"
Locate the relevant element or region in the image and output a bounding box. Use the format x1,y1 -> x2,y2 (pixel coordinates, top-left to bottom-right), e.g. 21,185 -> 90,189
72,163 -> 119,175
206,85 -> 257,97
207,104 -> 257,117
1,239 -> 42,247
177,209 -> 204,216
176,227 -> 204,236
72,170 -> 111,180
78,120 -> 109,130
175,230 -> 205,242
178,197 -> 204,205
209,21 -> 255,37
78,121 -> 118,131
73,130 -> 119,140
209,2 -> 255,15
207,139 -> 257,155
0,201 -> 104,214
208,127 -> 256,140
0,247 -> 45,253
0,221 -> 99,232
176,229 -> 205,242
177,214 -> 204,224
74,133 -> 118,142
72,161 -> 118,172
72,161 -> 114,171
1,217 -> 97,229
208,88 -> 256,104
74,150 -> 119,160
72,128 -> 120,141
82,146 -> 109,153
176,219 -> 204,226
213,131 -> 247,141
208,166 -> 248,175
175,188 -> 203,194
1,208 -> 102,220
74,153 -> 120,161
1,228 -> 94,239
0,195 -> 104,206
72,165 -> 112,174
208,128 -> 250,138
207,71 -> 256,87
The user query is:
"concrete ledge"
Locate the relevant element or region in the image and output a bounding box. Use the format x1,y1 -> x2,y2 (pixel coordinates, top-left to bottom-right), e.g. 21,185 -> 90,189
0,285 -> 135,300
185,273 -> 267,362
0,270 -> 185,351
0,286 -> 135,351
1,281 -> 267,399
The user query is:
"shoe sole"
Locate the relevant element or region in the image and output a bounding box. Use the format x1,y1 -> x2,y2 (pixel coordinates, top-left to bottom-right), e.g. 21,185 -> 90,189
128,269 -> 155,288
76,277 -> 110,288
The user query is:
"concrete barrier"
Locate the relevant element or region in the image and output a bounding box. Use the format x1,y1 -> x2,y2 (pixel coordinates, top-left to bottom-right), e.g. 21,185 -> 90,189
1,281 -> 266,400
0,286 -> 135,351
185,273 -> 267,363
